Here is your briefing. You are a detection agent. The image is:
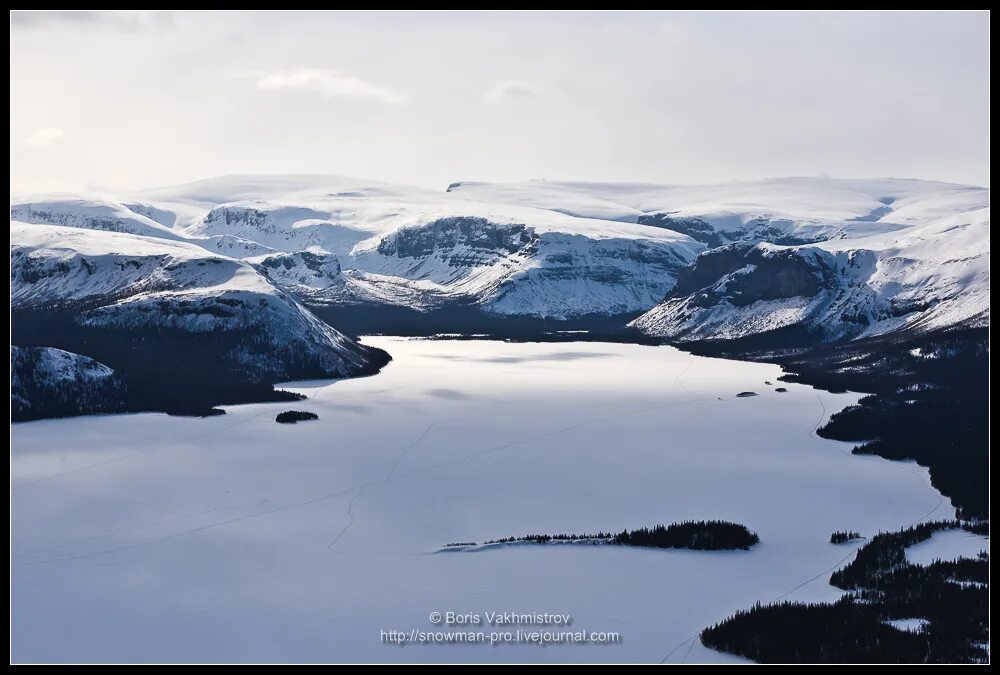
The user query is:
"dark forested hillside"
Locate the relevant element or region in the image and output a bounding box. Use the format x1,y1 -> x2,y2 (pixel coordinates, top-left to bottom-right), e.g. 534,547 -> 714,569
701,521 -> 989,663
11,309 -> 390,420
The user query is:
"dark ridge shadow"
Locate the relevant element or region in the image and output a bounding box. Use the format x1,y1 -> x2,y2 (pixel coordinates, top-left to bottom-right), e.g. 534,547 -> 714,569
425,389 -> 469,400
426,351 -> 614,364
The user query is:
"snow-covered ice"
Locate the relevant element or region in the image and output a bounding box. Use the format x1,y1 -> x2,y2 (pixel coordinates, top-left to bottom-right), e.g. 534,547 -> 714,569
884,618 -> 930,633
905,528 -> 989,567
11,338 -> 952,663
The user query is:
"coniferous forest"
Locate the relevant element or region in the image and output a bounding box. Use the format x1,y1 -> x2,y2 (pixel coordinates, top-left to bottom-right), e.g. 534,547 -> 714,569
275,410 -> 319,424
830,530 -> 862,544
700,521 -> 988,663
611,521 -> 759,550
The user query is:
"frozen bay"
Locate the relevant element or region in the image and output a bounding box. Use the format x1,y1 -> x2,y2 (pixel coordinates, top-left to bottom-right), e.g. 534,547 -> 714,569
11,338 -> 951,663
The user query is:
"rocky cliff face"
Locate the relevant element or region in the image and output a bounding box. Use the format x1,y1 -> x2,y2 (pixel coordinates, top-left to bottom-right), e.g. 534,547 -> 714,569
375,216 -> 538,259
484,233 -> 695,318
346,216 -> 698,319
637,213 -> 827,247
185,203 -> 373,257
249,249 -> 346,303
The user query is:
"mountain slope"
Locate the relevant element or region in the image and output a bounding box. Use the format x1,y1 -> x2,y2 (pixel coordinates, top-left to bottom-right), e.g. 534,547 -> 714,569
10,197 -> 187,242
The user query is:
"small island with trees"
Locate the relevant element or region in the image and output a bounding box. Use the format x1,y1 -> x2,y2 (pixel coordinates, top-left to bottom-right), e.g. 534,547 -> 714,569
445,520 -> 759,552
612,521 -> 759,550
275,410 -> 319,424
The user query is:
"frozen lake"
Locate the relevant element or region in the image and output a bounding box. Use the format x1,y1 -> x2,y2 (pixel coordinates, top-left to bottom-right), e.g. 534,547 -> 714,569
905,528 -> 989,567
11,338 -> 951,663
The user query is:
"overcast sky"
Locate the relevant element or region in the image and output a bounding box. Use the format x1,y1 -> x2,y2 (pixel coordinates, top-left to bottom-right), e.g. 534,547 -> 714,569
9,10 -> 991,195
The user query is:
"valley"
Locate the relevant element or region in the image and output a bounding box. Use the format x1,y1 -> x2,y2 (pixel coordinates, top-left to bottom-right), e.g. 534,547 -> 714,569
9,174 -> 990,663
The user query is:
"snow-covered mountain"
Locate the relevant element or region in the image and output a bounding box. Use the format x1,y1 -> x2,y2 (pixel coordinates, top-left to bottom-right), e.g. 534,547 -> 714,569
446,176 -> 989,342
11,174 -> 989,344
248,248 -> 347,303
630,205 -> 989,343
343,215 -> 697,317
10,222 -> 386,384
12,176 -> 705,320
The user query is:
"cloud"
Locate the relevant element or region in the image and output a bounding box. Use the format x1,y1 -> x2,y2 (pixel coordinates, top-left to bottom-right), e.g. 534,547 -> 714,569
484,80 -> 545,103
25,128 -> 65,147
10,10 -> 173,32
252,68 -> 407,105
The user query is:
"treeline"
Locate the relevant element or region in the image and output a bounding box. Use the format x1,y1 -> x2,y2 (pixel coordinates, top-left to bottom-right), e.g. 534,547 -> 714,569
452,520 -> 759,552
830,530 -> 862,544
701,522 -> 989,663
829,520 -> 956,590
960,519 -> 988,536
482,532 -> 615,545
803,329 -> 986,519
700,597 -> 986,663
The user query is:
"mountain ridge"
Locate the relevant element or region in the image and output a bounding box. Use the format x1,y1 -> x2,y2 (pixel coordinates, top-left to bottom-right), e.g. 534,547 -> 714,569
10,174 -> 989,419
11,174 -> 988,337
